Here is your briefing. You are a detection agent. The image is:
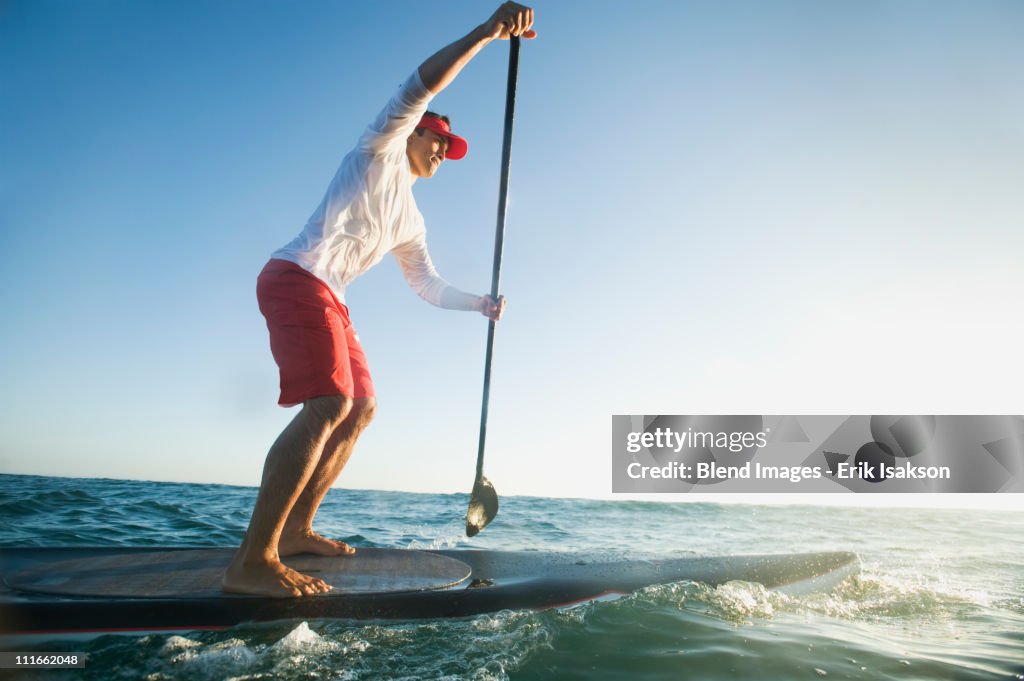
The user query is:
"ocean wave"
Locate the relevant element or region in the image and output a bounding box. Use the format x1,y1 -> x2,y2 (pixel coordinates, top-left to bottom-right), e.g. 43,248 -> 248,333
792,572 -> 994,621
101,614 -> 557,681
0,487 -> 101,517
583,568 -> 997,629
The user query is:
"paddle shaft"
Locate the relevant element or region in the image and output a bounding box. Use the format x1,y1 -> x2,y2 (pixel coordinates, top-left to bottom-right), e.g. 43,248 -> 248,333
475,37 -> 520,482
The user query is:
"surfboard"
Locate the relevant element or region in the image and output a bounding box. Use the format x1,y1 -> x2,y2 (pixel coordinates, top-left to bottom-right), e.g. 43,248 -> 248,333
0,547 -> 859,638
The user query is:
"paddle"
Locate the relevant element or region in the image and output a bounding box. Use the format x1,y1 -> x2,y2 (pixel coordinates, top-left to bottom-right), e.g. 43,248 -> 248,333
466,36 -> 521,538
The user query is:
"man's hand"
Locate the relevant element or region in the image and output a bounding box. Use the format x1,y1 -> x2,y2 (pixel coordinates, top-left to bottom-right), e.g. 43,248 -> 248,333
482,2 -> 537,41
479,294 -> 507,321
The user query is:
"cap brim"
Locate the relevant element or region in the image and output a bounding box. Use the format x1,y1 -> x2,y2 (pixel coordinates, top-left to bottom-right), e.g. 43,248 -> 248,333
442,133 -> 468,160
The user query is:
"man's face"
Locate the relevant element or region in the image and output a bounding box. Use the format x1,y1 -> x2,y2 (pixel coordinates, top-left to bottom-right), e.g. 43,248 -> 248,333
406,129 -> 449,179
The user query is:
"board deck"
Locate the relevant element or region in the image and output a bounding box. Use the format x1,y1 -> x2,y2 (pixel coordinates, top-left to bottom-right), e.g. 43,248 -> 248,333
6,548 -> 472,598
0,547 -> 860,638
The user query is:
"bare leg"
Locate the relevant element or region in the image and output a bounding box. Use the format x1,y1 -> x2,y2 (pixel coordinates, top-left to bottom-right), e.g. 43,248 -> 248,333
223,395 -> 352,597
280,397 -> 376,557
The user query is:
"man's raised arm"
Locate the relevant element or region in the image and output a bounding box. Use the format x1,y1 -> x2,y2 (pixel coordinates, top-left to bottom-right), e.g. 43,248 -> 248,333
418,1 -> 536,95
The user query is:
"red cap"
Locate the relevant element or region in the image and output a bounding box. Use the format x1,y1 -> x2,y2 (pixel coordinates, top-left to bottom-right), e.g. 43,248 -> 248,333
416,114 -> 468,160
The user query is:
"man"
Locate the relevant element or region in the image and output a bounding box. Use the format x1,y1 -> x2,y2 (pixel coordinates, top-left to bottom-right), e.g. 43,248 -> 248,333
223,3 -> 536,598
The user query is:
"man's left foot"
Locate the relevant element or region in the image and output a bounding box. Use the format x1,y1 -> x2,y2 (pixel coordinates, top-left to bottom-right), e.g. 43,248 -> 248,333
279,529 -> 356,557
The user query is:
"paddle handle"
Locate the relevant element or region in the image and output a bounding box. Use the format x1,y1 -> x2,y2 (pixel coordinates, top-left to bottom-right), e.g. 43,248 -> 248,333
475,36 -> 520,481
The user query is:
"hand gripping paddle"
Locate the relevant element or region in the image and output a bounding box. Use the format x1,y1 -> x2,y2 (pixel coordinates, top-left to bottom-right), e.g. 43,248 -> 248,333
466,36 -> 520,537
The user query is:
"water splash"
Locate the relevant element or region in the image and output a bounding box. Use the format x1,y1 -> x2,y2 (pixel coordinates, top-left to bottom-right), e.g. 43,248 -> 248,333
796,571 -> 994,622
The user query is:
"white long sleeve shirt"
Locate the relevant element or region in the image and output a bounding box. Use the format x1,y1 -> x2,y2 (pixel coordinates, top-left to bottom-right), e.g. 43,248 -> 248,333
271,71 -> 456,306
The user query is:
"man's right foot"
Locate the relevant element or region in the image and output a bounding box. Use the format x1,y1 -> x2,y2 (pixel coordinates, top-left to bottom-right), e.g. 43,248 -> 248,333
222,556 -> 332,598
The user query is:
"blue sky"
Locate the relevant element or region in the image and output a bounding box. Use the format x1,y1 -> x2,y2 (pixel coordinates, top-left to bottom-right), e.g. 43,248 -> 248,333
1,1 -> 1022,505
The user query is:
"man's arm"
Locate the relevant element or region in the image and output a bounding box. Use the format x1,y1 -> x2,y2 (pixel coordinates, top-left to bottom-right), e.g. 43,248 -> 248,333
441,289 -> 507,321
392,238 -> 507,320
418,1 -> 536,95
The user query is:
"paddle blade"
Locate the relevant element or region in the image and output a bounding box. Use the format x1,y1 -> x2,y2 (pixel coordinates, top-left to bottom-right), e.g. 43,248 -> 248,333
465,477 -> 499,537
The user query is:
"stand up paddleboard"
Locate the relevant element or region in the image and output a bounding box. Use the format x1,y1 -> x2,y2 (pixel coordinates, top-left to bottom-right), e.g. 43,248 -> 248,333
0,547 -> 859,639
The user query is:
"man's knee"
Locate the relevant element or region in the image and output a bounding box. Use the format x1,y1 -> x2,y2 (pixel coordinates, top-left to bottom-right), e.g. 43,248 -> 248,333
303,395 -> 354,429
351,397 -> 376,429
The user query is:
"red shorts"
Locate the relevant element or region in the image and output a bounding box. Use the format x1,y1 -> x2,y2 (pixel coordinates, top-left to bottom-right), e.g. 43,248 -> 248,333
257,259 -> 374,406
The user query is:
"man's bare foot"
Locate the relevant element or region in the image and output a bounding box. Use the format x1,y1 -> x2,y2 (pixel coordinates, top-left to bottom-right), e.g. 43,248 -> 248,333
279,528 -> 356,557
222,555 -> 332,598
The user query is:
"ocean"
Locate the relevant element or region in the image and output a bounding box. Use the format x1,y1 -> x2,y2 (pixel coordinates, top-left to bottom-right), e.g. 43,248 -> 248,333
0,474 -> 1021,680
